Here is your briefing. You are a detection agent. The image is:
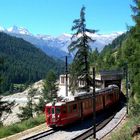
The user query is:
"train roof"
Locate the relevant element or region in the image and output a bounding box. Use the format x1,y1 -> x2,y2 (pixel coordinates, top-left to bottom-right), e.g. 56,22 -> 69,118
46,96 -> 75,107
46,85 -> 119,106
46,101 -> 66,106
74,85 -> 119,100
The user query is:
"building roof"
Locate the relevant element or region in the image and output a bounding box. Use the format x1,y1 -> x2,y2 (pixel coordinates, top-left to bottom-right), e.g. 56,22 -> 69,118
99,70 -> 123,80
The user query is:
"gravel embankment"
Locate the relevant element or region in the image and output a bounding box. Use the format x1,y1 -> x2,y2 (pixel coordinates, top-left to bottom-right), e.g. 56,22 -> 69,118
1,80 -> 43,126
23,107 -> 126,140
87,107 -> 126,140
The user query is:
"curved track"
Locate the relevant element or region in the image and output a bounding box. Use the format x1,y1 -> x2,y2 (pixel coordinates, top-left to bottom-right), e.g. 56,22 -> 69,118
23,104 -> 125,140
71,116 -> 114,140
69,105 -> 126,140
23,128 -> 58,140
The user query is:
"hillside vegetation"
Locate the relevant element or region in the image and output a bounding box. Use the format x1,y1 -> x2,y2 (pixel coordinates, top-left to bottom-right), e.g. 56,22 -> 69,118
0,32 -> 64,93
89,1 -> 140,139
91,28 -> 140,112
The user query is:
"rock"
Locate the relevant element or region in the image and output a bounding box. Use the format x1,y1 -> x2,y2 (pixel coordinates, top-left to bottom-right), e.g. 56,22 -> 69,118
131,124 -> 140,137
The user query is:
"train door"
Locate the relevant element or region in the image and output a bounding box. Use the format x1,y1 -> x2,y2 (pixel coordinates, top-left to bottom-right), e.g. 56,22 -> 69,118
51,107 -> 55,122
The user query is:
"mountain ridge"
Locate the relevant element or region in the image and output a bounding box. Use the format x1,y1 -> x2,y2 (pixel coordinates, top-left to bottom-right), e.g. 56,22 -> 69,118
0,25 -> 124,58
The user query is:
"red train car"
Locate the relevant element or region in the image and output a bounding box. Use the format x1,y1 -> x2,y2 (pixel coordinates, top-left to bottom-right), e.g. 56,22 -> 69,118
45,85 -> 119,127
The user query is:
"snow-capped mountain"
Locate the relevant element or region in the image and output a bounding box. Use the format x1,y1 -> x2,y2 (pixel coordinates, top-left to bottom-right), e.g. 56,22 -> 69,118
7,25 -> 32,36
0,26 -> 5,31
0,25 -> 124,59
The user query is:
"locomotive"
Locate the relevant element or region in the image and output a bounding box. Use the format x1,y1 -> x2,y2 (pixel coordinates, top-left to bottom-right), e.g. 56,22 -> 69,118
45,85 -> 119,127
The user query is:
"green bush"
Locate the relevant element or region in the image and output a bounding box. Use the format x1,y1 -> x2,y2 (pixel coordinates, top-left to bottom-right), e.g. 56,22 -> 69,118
110,115 -> 140,140
0,114 -> 45,139
129,98 -> 140,117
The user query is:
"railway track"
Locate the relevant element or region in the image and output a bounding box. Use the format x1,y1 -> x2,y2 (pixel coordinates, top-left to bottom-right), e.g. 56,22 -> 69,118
23,128 -> 58,140
22,105 -> 125,140
72,107 -> 126,140
23,115 -> 115,140
71,114 -> 115,140
22,115 -> 116,140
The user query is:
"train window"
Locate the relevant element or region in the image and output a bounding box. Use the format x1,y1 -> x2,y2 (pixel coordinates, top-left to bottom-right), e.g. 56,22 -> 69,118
83,102 -> 85,109
73,104 -> 77,112
97,97 -> 100,104
47,108 -> 50,114
99,97 -> 102,104
52,108 -> 55,114
98,98 -> 101,104
84,101 -> 89,109
68,105 -> 71,113
87,101 -> 89,108
108,94 -> 112,100
96,98 -> 98,104
85,102 -> 87,109
110,94 -> 112,99
89,99 -> 92,108
62,106 -> 67,113
96,97 -> 99,104
56,108 -> 60,114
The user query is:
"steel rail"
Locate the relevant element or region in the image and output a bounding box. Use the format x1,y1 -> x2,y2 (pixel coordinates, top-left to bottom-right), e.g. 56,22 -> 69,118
71,114 -> 115,140
99,112 -> 126,140
22,128 -> 57,140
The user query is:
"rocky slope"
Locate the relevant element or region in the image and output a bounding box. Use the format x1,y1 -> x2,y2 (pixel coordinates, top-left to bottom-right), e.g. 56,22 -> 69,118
1,80 -> 44,126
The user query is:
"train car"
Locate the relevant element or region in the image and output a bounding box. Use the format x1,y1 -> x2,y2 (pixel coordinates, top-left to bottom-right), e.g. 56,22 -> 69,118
45,85 -> 120,127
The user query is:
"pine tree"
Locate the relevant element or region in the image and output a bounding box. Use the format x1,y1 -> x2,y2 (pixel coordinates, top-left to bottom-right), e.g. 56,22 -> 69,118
43,70 -> 58,102
18,88 -> 36,120
34,97 -> 46,114
34,70 -> 58,114
89,48 -> 99,70
68,6 -> 97,92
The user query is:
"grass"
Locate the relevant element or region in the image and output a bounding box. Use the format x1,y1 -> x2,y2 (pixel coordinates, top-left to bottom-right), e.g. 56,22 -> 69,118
110,114 -> 140,140
0,114 -> 46,139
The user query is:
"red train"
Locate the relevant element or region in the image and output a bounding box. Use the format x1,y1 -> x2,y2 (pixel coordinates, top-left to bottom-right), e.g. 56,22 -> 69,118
45,85 -> 120,127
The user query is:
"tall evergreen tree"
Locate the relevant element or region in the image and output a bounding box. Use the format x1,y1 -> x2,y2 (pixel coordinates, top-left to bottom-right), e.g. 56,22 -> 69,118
18,88 -> 36,120
43,70 -> 58,102
68,6 -> 97,92
35,70 -> 58,114
89,48 -> 99,70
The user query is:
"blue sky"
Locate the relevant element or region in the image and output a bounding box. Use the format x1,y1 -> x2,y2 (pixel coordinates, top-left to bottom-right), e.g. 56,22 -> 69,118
0,0 -> 134,36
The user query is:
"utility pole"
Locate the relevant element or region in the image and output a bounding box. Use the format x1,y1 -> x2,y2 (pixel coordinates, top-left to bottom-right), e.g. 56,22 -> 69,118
92,67 -> 96,139
65,56 -> 68,96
